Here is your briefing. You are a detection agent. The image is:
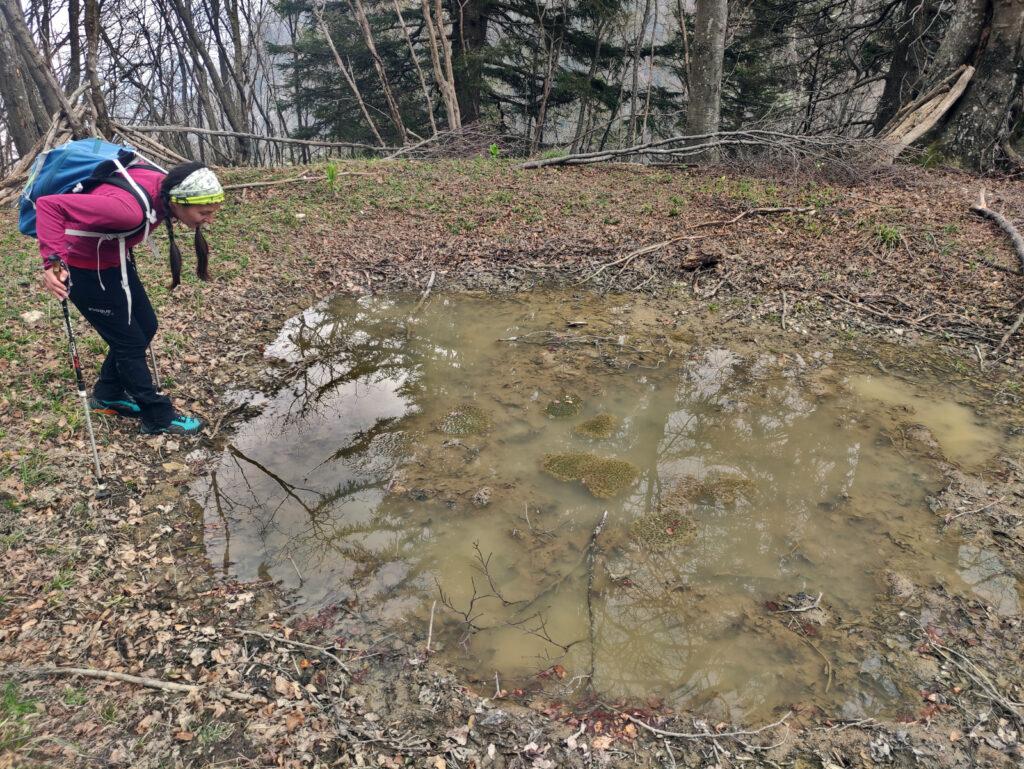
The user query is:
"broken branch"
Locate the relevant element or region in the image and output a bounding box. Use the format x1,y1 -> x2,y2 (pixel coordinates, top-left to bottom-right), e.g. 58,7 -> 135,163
14,665 -> 199,693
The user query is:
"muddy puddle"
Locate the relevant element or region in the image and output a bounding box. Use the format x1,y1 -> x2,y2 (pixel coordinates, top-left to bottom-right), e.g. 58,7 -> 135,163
192,292 -> 1019,722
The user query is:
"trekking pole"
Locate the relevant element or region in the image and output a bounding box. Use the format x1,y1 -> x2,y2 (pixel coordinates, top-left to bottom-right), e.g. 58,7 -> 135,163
149,344 -> 162,393
54,265 -> 107,497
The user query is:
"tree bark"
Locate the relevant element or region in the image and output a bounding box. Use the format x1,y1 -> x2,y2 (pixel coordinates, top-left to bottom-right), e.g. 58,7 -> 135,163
929,0 -> 989,85
0,0 -> 67,119
532,17 -> 563,153
67,0 -> 82,92
934,0 -> 1024,169
685,0 -> 728,159
392,0 -> 437,135
0,24 -> 44,154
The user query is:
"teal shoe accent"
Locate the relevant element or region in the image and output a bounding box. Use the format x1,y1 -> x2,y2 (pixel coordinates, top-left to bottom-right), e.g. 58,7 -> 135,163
140,413 -> 203,436
89,395 -> 142,418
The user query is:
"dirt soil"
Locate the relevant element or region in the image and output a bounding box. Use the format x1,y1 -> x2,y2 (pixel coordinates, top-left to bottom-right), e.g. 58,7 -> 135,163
1,160 -> 1022,768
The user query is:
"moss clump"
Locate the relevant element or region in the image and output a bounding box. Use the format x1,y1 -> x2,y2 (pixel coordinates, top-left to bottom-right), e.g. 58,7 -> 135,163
573,413 -> 619,439
541,452 -> 638,499
630,508 -> 696,551
546,392 -> 584,418
673,473 -> 754,505
541,452 -> 598,482
435,403 -> 492,436
582,459 -> 638,499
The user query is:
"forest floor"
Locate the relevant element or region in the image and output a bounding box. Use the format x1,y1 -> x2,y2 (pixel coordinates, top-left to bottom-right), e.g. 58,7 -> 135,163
1,159 -> 1022,768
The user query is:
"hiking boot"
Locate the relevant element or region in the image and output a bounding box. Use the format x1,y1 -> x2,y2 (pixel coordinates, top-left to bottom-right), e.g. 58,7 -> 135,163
89,395 -> 142,419
140,413 -> 203,436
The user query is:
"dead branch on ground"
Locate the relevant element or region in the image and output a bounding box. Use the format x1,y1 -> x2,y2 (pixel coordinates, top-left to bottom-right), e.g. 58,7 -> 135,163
521,129 -> 885,179
971,189 -> 1024,358
578,206 -> 814,284
11,665 -> 199,693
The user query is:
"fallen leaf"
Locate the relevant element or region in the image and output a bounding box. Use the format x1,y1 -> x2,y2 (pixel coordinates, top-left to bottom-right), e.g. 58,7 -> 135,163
274,675 -> 299,699
285,710 -> 305,732
174,730 -> 194,741
592,736 -> 612,751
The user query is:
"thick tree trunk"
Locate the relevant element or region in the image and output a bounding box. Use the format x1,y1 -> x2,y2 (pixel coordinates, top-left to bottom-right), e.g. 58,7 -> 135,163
449,0 -> 489,124
0,0 -> 65,118
685,0 -> 728,157
934,0 -> 1024,168
0,27 -> 44,154
929,0 -> 989,84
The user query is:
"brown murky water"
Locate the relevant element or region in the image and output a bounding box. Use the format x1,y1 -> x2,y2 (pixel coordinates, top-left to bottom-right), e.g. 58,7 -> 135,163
194,292 -> 1017,721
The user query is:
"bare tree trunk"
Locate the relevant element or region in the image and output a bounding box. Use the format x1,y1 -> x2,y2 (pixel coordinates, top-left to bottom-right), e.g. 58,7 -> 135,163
166,0 -> 251,158
350,0 -> 408,143
685,0 -> 728,159
67,0 -> 82,92
0,25 -> 44,153
313,0 -> 387,146
873,0 -> 936,132
84,0 -> 112,137
627,0 -> 652,145
421,0 -> 461,129
391,0 -> 437,134
641,0 -> 659,142
0,0 -> 69,120
571,21 -> 605,153
532,19 -> 563,153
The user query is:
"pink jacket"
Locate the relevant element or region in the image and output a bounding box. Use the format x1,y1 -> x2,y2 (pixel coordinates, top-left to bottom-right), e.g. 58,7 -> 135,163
36,167 -> 168,270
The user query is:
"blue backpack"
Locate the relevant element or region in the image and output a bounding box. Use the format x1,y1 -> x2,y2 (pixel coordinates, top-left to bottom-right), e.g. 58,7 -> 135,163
20,138 -> 165,321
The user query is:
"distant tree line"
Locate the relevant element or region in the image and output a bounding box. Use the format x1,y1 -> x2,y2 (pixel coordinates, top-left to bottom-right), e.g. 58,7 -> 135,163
0,0 -> 1022,171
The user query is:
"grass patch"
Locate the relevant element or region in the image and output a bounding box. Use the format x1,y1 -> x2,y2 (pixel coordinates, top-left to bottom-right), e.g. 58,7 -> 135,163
62,687 -> 88,708
0,682 -> 39,752
874,223 -> 903,250
197,720 -> 236,745
16,450 -> 59,488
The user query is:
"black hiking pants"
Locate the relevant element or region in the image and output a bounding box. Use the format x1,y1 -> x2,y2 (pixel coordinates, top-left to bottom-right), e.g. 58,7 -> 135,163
67,261 -> 174,430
